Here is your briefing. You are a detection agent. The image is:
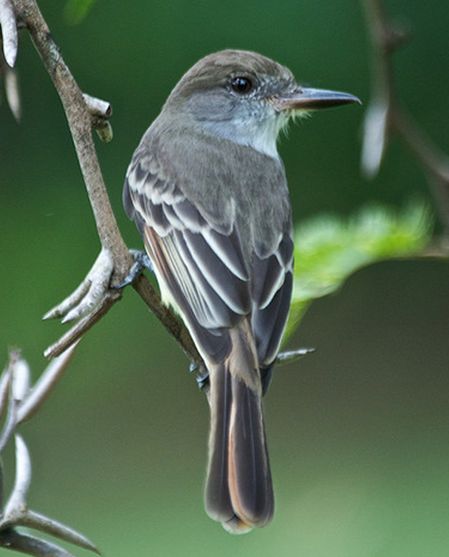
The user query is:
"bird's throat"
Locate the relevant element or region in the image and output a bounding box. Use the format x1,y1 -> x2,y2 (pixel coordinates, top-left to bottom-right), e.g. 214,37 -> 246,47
198,113 -> 287,160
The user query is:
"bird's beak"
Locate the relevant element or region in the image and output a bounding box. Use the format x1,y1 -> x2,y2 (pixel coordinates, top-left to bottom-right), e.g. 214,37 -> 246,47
274,87 -> 361,111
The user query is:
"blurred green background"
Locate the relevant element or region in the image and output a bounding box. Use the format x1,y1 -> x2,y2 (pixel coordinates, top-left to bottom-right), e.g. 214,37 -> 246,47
1,0 -> 449,555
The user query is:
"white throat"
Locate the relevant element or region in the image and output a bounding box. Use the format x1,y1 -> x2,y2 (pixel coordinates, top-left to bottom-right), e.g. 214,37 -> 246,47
200,112 -> 288,160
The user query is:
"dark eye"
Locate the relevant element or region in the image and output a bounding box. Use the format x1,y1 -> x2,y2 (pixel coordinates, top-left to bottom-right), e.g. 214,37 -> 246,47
230,76 -> 253,94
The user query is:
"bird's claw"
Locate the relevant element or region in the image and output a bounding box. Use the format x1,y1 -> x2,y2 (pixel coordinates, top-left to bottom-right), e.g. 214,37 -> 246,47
189,361 -> 199,374
187,361 -> 209,390
114,249 -> 153,289
195,371 -> 210,391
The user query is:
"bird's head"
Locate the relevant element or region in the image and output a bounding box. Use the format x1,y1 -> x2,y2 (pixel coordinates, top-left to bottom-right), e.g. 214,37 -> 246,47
163,49 -> 360,158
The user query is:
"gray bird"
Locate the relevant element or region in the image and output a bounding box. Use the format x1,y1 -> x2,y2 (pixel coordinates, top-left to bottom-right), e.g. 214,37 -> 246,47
123,49 -> 359,534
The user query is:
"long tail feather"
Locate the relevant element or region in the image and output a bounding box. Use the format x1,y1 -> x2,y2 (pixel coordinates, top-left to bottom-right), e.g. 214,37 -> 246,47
204,322 -> 274,533
204,361 -> 233,524
228,374 -> 273,527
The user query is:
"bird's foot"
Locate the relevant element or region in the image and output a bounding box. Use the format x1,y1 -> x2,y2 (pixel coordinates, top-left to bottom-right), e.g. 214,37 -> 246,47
188,361 -> 210,391
195,370 -> 210,391
114,249 -> 153,289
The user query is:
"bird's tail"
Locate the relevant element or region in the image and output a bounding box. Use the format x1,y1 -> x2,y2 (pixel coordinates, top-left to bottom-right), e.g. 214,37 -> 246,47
204,322 -> 273,534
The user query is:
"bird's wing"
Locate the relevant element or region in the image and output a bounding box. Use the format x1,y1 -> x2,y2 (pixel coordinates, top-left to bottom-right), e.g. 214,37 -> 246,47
124,135 -> 293,368
250,230 -> 294,370
124,146 -> 252,359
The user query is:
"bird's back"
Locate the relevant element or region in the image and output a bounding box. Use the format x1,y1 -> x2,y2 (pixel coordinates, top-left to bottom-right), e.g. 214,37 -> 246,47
131,117 -> 293,267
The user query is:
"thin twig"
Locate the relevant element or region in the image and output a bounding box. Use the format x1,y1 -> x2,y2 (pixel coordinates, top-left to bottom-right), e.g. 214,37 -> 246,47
20,511 -> 99,554
17,343 -> 78,424
393,110 -> 449,226
4,435 -> 31,520
83,93 -> 113,142
361,0 -> 449,235
0,0 -> 18,67
0,529 -> 77,557
43,248 -> 114,322
0,386 -> 17,452
10,353 -> 30,402
43,290 -> 120,359
0,352 -> 99,557
0,368 -> 12,420
83,93 -> 111,118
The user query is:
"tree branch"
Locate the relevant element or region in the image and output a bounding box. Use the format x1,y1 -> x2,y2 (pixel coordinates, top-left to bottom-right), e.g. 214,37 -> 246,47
0,350 -> 99,557
361,0 -> 449,236
14,0 -> 127,265
11,0 -> 203,367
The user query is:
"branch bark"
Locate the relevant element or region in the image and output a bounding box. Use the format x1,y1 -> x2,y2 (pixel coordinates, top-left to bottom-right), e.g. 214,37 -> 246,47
12,0 -> 202,366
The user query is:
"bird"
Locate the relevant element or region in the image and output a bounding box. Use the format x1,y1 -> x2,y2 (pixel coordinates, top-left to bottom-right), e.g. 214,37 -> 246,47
123,49 -> 359,534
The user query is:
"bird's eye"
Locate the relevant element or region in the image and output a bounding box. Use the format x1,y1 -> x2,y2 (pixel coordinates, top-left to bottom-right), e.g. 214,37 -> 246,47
230,76 -> 253,94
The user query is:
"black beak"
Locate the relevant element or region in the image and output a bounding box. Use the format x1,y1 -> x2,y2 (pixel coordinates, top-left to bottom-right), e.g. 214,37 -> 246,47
274,87 -> 361,111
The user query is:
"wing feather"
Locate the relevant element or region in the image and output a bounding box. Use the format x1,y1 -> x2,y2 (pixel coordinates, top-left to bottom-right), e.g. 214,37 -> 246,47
202,228 -> 249,281
124,144 -> 294,370
126,153 -> 251,334
251,233 -> 294,368
183,230 -> 250,314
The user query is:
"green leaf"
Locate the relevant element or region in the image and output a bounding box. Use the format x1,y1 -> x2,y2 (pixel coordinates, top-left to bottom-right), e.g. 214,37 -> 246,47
64,0 -> 97,25
283,202 -> 433,341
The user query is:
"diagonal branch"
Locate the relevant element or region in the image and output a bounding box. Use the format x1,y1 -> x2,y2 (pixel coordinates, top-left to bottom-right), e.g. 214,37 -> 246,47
361,0 -> 449,236
11,0 -> 202,367
13,0 -> 128,267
